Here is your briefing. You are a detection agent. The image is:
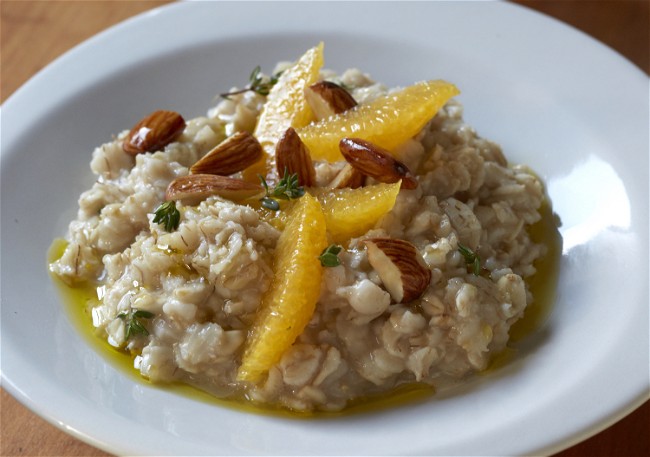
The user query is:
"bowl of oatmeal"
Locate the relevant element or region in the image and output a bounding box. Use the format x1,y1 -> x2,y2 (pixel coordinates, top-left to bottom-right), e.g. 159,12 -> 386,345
48,42 -> 559,413
1,2 -> 648,456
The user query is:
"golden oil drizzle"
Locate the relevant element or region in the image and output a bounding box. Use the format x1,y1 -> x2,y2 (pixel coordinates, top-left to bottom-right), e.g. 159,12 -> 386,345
511,200 -> 563,341
48,200 -> 560,417
486,199 -> 562,371
48,241 -> 435,417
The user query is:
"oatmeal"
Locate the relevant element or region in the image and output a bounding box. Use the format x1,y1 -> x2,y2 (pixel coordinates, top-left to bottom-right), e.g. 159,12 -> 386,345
50,44 -> 550,412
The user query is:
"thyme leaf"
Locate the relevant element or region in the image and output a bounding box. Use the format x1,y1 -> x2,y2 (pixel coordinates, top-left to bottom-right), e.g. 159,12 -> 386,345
319,244 -> 342,267
117,309 -> 155,340
458,242 -> 481,276
271,170 -> 305,200
258,169 -> 305,210
261,196 -> 280,211
153,200 -> 180,232
220,66 -> 283,99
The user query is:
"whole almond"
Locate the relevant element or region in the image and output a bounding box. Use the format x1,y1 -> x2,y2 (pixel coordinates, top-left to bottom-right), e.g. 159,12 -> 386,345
166,174 -> 262,205
339,138 -> 418,189
190,131 -> 263,175
328,163 -> 365,189
275,127 -> 316,186
305,81 -> 357,120
123,110 -> 186,155
363,237 -> 431,304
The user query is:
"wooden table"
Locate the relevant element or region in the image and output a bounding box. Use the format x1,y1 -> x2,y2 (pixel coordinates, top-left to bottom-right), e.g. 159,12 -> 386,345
1,1 -> 648,455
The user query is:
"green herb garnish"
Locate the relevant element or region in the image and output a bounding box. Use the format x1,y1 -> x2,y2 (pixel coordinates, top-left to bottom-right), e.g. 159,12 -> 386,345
259,169 -> 305,210
153,200 -> 180,232
319,244 -> 343,267
220,66 -> 283,99
458,242 -> 481,276
117,309 -> 155,340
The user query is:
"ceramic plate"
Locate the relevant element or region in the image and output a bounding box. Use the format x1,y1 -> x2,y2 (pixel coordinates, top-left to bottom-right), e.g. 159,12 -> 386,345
2,2 -> 648,455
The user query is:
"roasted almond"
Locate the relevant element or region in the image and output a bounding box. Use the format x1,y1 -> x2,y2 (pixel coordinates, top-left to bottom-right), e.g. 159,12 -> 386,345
339,138 -> 418,189
275,127 -> 316,186
363,237 -> 431,304
123,110 -> 186,155
190,131 -> 263,175
166,174 -> 262,205
328,163 -> 365,189
305,81 -> 357,120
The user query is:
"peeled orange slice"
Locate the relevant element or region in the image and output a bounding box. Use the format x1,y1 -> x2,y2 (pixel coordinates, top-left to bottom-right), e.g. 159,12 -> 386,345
238,193 -> 327,382
243,43 -> 325,182
312,181 -> 401,243
297,80 -> 459,162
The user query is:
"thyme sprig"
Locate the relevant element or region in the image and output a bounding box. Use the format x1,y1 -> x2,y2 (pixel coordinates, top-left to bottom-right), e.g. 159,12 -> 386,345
319,244 -> 342,267
117,309 -> 155,340
259,169 -> 305,210
153,200 -> 180,232
458,242 -> 481,276
220,66 -> 283,99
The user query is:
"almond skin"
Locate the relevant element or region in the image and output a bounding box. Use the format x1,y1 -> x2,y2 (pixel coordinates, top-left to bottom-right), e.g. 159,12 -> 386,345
123,110 -> 186,155
166,174 -> 262,205
339,138 -> 418,189
190,131 -> 263,175
328,163 -> 365,189
363,237 -> 431,304
275,127 -> 316,186
305,81 -> 357,120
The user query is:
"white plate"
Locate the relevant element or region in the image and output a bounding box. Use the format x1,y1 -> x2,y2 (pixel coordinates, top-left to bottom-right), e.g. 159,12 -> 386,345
2,2 -> 648,455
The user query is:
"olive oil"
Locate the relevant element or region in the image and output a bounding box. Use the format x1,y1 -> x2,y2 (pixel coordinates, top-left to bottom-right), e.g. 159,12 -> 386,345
48,201 -> 561,417
486,200 -> 562,371
48,239 -> 145,383
511,200 -> 563,341
48,244 -> 435,417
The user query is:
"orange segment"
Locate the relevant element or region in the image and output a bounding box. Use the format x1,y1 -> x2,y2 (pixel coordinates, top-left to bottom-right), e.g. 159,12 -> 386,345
312,181 -> 401,243
238,193 -> 327,382
242,43 -> 325,183
297,80 -> 459,162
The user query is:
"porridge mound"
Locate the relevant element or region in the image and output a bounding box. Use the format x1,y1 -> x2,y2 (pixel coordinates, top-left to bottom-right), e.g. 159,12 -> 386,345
50,45 -> 552,412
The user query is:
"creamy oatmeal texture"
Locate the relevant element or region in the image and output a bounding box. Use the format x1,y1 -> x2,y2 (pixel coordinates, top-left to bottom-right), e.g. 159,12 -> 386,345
51,50 -> 548,412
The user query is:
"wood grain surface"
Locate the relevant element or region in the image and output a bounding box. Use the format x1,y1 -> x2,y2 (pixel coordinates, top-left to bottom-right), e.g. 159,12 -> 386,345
1,1 -> 648,456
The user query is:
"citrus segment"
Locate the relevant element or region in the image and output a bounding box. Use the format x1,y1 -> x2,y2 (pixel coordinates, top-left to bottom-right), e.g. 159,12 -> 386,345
238,193 -> 327,382
243,43 -> 325,183
312,181 -> 401,243
297,80 -> 459,162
